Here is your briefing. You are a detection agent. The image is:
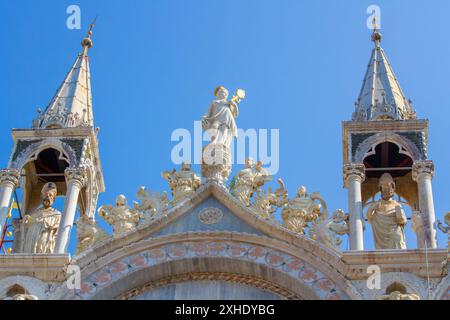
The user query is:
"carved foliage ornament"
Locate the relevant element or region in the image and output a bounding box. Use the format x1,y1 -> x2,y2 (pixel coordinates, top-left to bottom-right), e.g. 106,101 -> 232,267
0,169 -> 20,188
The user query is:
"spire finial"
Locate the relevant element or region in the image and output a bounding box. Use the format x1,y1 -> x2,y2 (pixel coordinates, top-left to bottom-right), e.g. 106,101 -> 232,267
81,17 -> 97,50
371,16 -> 382,46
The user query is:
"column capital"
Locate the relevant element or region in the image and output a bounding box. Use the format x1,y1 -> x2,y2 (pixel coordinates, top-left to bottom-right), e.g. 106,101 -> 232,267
64,167 -> 88,188
0,168 -> 20,188
412,160 -> 434,181
343,163 -> 365,186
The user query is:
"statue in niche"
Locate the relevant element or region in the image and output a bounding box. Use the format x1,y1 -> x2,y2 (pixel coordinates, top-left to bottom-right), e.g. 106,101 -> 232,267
98,195 -> 139,236
133,186 -> 169,222
251,178 -> 287,221
162,162 -> 201,205
230,158 -> 272,206
366,173 -> 407,249
21,182 -> 61,254
281,186 -> 327,235
202,86 -> 245,148
75,215 -> 108,254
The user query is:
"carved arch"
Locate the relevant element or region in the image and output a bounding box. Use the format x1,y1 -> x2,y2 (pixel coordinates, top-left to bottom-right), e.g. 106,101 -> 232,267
10,138 -> 78,170
354,132 -> 422,163
55,233 -> 361,300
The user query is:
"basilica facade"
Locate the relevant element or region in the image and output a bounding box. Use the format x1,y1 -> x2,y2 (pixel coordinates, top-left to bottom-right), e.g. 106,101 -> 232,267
0,24 -> 448,300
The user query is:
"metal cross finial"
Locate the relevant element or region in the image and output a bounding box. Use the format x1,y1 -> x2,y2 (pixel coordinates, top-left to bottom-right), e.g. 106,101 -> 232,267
81,16 -> 98,49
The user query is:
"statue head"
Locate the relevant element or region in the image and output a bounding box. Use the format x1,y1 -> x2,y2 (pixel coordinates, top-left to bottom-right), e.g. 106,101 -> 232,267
245,157 -> 255,168
181,162 -> 191,171
115,194 -> 127,207
297,186 -> 307,197
379,173 -> 395,200
40,182 -> 57,209
214,86 -> 228,100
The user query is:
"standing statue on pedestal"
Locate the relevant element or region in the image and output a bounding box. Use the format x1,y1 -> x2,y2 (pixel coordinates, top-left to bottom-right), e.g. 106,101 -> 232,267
98,195 -> 140,236
201,86 -> 245,184
20,182 -> 61,254
202,86 -> 245,147
162,162 -> 201,205
366,173 -> 407,249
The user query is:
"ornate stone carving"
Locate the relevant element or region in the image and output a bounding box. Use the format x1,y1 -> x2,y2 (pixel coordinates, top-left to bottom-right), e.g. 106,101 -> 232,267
65,167 -> 88,188
366,173 -> 407,249
197,207 -> 223,225
98,195 -> 139,236
412,160 -> 435,181
230,158 -> 272,206
313,209 -> 349,252
17,182 -> 61,254
376,291 -> 420,300
281,186 -> 328,235
118,272 -> 301,300
162,162 -> 201,205
201,144 -> 232,184
343,163 -> 365,186
0,168 -> 20,188
75,215 -> 108,254
133,186 -> 169,223
251,178 -> 287,221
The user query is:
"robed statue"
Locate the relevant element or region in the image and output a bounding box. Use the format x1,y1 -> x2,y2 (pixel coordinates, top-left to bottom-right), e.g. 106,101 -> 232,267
367,173 -> 407,249
21,182 -> 61,254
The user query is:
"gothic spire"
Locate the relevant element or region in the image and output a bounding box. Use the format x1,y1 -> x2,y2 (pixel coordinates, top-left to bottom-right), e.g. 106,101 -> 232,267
352,19 -> 416,121
32,22 -> 96,129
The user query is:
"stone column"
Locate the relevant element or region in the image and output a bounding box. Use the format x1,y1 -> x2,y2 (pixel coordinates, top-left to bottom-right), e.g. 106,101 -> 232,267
412,160 -> 437,248
0,169 -> 20,237
344,163 -> 365,251
54,167 -> 87,254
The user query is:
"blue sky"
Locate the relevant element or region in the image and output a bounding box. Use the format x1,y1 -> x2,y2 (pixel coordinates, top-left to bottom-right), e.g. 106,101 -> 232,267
0,0 -> 448,253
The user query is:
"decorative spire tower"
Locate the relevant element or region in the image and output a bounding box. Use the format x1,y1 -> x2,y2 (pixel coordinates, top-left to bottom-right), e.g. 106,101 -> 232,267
342,20 -> 436,250
0,23 -> 105,254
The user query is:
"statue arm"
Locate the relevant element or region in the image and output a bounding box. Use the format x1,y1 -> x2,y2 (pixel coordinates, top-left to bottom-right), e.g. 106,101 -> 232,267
395,206 -> 407,226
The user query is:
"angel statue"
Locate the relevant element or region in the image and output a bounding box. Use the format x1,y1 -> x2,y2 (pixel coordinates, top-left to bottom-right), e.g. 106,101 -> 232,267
162,162 -> 201,205
98,195 -> 140,236
312,209 -> 349,252
202,86 -> 245,148
251,178 -> 288,221
230,158 -> 272,206
133,186 -> 169,223
281,186 -> 327,235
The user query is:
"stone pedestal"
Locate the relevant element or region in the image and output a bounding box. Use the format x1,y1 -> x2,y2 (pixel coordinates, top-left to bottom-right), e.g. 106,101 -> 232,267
344,163 -> 365,251
201,143 -> 231,186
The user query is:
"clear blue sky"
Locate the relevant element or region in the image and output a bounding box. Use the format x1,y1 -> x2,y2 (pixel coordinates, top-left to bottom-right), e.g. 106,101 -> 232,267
0,0 -> 448,253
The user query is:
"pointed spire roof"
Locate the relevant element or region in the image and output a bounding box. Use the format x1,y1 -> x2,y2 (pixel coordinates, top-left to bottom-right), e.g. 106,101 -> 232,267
33,22 -> 96,129
352,20 -> 416,121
